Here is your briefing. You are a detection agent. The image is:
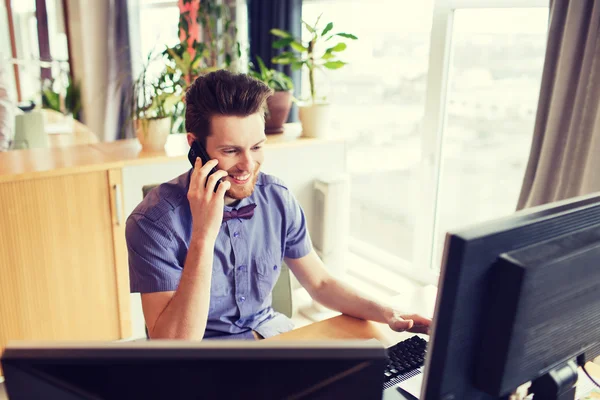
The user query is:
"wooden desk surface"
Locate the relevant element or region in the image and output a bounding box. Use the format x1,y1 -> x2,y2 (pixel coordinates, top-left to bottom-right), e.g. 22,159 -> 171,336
269,314 -> 600,382
0,132 -> 340,184
268,314 -> 414,347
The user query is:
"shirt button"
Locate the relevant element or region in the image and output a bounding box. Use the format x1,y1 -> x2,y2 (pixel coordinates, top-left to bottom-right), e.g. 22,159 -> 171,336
233,232 -> 240,237
238,265 -> 246,271
273,265 -> 278,270
239,296 -> 246,302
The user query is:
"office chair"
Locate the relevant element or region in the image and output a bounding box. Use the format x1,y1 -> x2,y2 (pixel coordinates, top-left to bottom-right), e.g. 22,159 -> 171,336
141,184 -> 294,319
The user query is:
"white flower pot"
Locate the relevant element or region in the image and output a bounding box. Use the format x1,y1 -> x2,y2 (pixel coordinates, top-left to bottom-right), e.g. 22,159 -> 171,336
135,118 -> 171,151
298,103 -> 331,139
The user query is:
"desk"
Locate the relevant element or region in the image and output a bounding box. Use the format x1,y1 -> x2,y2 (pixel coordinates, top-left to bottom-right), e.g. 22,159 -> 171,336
269,314 -> 600,393
268,314 -> 413,347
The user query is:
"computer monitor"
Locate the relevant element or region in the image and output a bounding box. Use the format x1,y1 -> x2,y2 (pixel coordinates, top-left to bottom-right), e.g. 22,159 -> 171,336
421,192 -> 600,400
1,340 -> 386,399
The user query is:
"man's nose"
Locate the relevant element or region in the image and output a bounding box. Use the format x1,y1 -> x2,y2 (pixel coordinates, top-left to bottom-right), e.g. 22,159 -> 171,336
237,151 -> 255,172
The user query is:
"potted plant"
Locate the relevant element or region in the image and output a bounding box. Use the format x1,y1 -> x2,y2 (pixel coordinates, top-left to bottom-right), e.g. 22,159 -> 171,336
162,0 -> 241,133
129,55 -> 181,151
41,73 -> 82,121
270,16 -> 357,138
249,56 -> 294,134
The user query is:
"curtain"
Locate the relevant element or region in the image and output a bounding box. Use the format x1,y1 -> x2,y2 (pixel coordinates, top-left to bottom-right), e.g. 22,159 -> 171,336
35,0 -> 52,80
247,0 -> 302,122
517,0 -> 600,210
66,0 -> 133,142
105,0 -> 133,140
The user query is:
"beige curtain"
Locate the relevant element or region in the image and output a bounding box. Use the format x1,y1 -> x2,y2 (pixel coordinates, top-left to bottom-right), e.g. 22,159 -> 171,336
517,0 -> 600,210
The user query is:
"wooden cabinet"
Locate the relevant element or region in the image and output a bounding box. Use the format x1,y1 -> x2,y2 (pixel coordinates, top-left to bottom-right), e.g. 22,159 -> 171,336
0,169 -> 131,364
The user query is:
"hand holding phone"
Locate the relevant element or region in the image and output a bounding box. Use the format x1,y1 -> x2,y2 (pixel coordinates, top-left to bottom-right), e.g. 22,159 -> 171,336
188,141 -> 222,192
187,141 -> 231,243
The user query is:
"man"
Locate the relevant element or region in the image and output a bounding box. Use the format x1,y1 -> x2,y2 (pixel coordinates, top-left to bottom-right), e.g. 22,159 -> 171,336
126,70 -> 431,340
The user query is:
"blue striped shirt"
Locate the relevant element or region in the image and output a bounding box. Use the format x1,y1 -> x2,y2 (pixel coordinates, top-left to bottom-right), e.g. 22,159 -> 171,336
126,170 -> 312,339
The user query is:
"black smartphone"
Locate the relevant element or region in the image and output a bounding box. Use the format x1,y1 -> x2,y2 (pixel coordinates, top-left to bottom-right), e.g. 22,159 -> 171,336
188,140 -> 222,192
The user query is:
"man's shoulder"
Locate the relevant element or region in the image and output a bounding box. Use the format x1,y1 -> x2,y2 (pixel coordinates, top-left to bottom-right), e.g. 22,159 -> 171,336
256,172 -> 291,192
128,170 -> 191,228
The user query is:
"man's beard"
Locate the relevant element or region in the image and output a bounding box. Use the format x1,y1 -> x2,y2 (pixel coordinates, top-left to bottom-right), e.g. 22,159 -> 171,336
225,163 -> 261,200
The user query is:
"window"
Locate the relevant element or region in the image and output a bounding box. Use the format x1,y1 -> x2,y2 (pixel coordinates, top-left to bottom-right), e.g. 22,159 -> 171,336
302,0 -> 549,282
302,0 -> 434,268
2,0 -> 70,103
433,7 -> 549,268
136,1 -> 180,64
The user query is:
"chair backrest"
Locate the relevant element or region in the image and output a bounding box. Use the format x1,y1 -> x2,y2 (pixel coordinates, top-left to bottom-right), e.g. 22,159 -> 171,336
141,184 -> 293,318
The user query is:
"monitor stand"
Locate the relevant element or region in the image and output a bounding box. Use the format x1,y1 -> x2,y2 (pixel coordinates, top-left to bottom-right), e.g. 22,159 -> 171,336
529,360 -> 578,400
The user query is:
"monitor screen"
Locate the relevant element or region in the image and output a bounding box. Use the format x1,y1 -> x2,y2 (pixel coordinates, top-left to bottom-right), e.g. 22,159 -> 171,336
2,340 -> 386,399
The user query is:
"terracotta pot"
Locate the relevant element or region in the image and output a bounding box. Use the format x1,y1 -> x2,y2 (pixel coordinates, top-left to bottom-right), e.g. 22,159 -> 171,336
265,91 -> 293,134
135,117 -> 171,151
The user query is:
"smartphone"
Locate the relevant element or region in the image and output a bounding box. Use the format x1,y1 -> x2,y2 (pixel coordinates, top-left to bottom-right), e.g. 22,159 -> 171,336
188,140 -> 222,192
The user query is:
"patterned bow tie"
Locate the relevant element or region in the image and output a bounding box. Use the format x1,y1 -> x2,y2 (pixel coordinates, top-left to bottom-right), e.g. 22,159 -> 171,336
222,204 -> 257,223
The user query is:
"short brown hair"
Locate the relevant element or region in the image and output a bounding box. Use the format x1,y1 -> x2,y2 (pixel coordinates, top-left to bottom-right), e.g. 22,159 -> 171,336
185,69 -> 273,144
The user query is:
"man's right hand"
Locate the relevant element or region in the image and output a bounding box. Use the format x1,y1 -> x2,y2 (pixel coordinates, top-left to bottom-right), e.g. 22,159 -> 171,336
187,157 -> 231,243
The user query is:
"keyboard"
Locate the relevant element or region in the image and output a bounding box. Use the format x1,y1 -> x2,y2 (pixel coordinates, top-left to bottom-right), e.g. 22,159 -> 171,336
383,335 -> 427,387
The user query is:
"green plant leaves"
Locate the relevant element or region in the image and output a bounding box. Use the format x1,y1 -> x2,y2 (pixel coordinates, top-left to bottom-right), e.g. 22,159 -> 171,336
272,51 -> 296,65
249,55 -> 294,91
321,22 -> 333,37
291,61 -> 304,71
273,37 -> 294,48
162,92 -> 183,113
326,42 -> 347,53
290,41 -> 308,52
303,21 -> 316,34
335,32 -> 358,40
323,61 -> 347,69
270,28 -> 292,38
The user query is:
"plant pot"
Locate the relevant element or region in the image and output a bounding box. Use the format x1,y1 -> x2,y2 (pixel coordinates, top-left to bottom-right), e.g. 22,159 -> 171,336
298,102 -> 331,139
135,117 -> 171,151
265,91 -> 293,134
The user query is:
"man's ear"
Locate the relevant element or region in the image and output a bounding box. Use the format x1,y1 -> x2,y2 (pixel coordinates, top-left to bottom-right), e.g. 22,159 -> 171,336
186,133 -> 195,147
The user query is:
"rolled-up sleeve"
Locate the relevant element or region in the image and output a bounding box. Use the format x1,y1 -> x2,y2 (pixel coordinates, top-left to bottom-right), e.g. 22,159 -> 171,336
283,190 -> 312,259
126,214 -> 182,293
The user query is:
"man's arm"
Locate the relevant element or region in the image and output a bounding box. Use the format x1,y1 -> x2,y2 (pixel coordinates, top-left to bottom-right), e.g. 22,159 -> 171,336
138,158 -> 231,340
141,238 -> 214,339
285,250 -> 431,333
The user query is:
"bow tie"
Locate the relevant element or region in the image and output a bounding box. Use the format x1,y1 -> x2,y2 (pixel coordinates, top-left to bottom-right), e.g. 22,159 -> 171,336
222,204 -> 257,223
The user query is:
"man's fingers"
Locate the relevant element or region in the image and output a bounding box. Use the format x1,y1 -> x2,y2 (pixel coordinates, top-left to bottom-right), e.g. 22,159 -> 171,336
401,314 -> 432,327
189,157 -> 202,193
216,180 -> 231,197
390,318 -> 413,332
207,170 -> 228,192
408,324 -> 430,334
195,159 -> 219,190
199,159 -> 219,176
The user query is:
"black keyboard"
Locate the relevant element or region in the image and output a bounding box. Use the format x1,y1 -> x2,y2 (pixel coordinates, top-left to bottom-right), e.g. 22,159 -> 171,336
383,335 -> 427,383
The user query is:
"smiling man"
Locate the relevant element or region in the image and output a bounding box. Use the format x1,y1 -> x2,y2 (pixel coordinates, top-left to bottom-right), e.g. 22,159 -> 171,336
126,70 -> 431,340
